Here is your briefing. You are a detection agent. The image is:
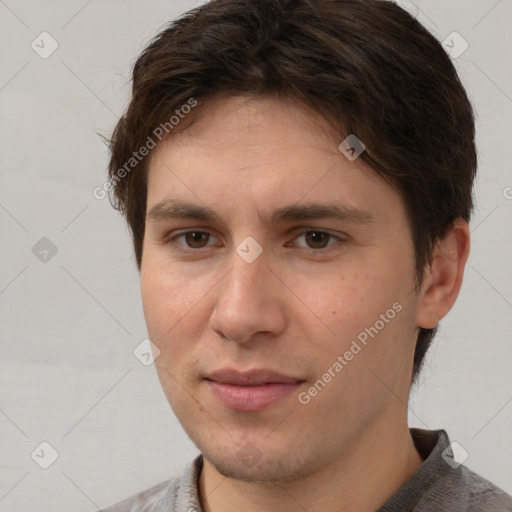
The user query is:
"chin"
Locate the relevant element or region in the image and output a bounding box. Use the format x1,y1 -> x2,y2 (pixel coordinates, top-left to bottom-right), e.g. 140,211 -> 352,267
199,439 -> 320,484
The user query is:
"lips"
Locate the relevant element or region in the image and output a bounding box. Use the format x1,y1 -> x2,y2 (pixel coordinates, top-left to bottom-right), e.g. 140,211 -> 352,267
204,368 -> 305,411
205,368 -> 303,386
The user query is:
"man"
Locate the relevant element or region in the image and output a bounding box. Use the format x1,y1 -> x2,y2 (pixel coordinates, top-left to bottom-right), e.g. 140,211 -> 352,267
101,0 -> 512,510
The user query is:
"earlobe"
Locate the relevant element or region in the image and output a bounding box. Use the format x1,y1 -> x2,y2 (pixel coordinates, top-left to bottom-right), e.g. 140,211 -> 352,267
415,219 -> 470,329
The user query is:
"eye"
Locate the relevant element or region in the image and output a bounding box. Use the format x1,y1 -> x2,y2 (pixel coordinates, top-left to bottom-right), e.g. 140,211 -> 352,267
168,230 -> 216,250
165,228 -> 344,253
292,230 -> 343,250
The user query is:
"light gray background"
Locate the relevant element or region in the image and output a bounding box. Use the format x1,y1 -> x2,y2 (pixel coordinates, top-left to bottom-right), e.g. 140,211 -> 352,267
0,1 -> 511,510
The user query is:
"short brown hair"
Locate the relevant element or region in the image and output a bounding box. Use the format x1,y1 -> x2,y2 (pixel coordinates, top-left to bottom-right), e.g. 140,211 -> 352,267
107,0 -> 477,383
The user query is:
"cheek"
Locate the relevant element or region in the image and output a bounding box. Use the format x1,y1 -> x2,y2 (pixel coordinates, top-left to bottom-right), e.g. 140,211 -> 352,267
141,261 -> 188,340
304,270 -> 384,331
140,266 -> 167,337
304,266 -> 412,356
140,261 -> 213,359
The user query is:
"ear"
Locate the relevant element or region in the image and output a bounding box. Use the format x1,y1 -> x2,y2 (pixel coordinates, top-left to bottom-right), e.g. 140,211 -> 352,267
415,219 -> 471,329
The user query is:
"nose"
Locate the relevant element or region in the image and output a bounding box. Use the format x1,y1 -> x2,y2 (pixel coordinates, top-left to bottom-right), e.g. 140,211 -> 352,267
208,248 -> 287,345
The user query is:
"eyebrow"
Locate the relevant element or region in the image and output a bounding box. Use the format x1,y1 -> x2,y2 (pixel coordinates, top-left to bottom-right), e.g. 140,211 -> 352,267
147,199 -> 375,226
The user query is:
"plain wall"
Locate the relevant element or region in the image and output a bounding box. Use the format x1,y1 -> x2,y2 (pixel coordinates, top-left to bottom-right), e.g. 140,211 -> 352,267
0,1 -> 511,510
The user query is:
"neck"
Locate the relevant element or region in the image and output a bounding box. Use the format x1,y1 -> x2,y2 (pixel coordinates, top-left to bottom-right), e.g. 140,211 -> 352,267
198,416 -> 423,512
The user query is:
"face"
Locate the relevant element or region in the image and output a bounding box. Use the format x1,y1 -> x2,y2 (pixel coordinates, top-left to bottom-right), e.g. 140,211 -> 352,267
140,95 -> 421,482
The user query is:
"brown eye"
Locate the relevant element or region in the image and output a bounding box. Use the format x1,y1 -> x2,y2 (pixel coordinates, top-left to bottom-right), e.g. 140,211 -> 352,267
304,231 -> 332,249
184,231 -> 210,248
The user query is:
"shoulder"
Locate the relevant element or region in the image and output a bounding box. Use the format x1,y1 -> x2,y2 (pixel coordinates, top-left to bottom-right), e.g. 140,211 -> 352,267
417,463 -> 512,511
98,454 -> 203,512
454,464 -> 512,512
100,477 -> 178,512
413,431 -> 512,511
380,429 -> 512,511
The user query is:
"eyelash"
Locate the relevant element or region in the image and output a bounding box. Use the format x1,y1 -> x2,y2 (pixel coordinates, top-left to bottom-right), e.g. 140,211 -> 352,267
165,228 -> 345,254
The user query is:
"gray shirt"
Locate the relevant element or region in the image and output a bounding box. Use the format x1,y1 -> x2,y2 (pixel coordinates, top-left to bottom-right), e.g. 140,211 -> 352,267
101,429 -> 512,511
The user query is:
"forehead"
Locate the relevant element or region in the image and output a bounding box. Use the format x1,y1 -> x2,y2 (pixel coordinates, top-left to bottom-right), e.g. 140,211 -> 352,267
145,95 -> 405,227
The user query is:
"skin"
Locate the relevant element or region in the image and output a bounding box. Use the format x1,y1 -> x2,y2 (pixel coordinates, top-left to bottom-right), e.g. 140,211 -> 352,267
140,95 -> 470,512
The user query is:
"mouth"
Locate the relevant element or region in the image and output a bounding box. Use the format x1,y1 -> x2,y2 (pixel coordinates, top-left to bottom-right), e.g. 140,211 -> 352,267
204,368 -> 306,412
